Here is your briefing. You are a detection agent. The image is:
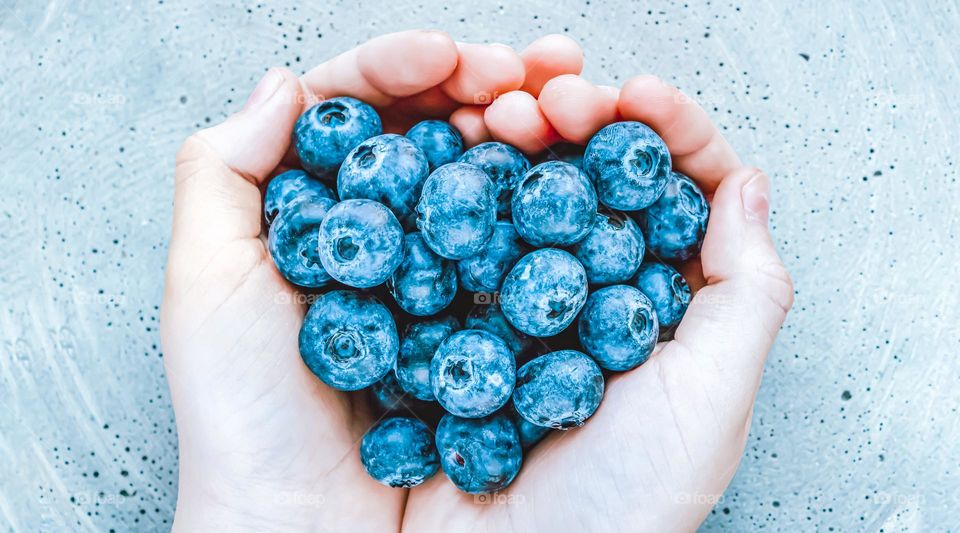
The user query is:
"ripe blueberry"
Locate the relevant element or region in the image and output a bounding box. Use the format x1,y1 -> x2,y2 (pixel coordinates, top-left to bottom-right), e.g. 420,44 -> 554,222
637,171 -> 709,262
360,417 -> 440,488
458,142 -> 531,218
431,330 -> 515,418
435,413 -> 522,494
513,350 -> 604,429
405,120 -> 464,171
633,262 -> 691,329
294,97 -> 382,179
416,162 -> 497,259
456,221 -> 527,293
317,199 -> 404,288
263,169 -> 336,225
396,316 -> 460,401
511,161 -> 598,247
583,121 -> 672,210
267,198 -> 336,288
578,285 -> 659,371
570,210 -> 645,285
500,248 -> 588,337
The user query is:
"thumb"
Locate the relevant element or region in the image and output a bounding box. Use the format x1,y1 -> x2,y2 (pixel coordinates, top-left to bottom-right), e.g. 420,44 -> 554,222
171,67 -> 304,251
674,167 -> 795,386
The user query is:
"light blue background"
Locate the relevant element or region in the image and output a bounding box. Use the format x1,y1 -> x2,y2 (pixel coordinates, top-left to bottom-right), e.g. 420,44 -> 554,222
2,0 -> 957,530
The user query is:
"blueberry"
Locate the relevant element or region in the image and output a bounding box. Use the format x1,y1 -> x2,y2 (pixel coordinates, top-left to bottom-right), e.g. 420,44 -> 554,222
456,222 -> 527,293
405,120 -> 464,171
267,198 -> 336,288
511,161 -> 598,247
431,330 -> 515,418
263,169 -> 336,225
458,142 -> 531,218
435,413 -> 522,494
465,303 -> 531,358
416,162 -> 497,259
396,316 -> 460,401
508,405 -> 551,449
360,417 -> 440,488
570,210 -> 645,285
500,249 -> 589,337
294,97 -> 382,179
299,290 -> 398,391
583,121 -> 672,210
337,134 -> 429,229
578,285 -> 659,371
371,371 -> 412,412
633,262 -> 691,329
317,199 -> 404,288
386,232 -> 457,316
513,350 -> 604,429
637,171 -> 709,262
538,142 -> 584,169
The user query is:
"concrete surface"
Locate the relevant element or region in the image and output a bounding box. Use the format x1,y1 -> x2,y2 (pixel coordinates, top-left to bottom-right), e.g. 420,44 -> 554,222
1,0 -> 958,531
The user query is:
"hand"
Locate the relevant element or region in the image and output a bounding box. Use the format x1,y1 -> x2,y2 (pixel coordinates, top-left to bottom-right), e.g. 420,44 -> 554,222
405,75 -> 794,532
161,30 -> 584,531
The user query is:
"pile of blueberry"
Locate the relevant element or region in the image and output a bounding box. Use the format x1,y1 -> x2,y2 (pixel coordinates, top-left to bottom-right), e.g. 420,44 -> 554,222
266,96 -> 709,494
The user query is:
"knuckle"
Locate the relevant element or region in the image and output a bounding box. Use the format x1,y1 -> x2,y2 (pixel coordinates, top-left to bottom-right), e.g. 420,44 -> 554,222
758,260 -> 795,314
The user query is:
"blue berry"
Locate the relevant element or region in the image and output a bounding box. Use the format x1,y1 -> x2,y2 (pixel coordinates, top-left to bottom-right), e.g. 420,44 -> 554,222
539,142 -> 584,169
396,316 -> 460,401
570,210 -> 645,285
267,198 -> 336,288
578,285 -> 659,371
360,417 -> 439,488
633,262 -> 691,329
371,371 -> 412,412
387,232 -> 457,316
583,121 -> 672,210
508,405 -> 552,449
500,249 -> 588,337
431,330 -> 515,418
458,142 -> 531,218
456,222 -> 527,293
263,169 -> 336,225
511,161 -> 597,247
465,303 -> 531,358
435,413 -> 522,494
405,120 -> 464,171
637,171 -> 709,262
337,134 -> 429,229
294,97 -> 382,179
416,162 -> 497,259
299,290 -> 398,391
317,199 -> 404,288
513,350 -> 604,429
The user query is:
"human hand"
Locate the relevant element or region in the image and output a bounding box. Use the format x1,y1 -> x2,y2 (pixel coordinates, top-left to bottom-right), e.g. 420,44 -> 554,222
160,30 -> 584,531
403,75 -> 794,532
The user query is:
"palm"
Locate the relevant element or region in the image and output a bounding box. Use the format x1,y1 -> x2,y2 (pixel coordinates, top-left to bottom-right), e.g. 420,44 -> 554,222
164,30 -> 792,532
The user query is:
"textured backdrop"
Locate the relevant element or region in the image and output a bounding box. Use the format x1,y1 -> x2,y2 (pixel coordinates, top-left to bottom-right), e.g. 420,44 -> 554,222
1,0 -> 958,531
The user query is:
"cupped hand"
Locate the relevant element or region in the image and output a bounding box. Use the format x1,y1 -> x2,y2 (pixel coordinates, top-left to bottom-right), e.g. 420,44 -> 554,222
161,30 -> 793,533
161,30 -> 582,531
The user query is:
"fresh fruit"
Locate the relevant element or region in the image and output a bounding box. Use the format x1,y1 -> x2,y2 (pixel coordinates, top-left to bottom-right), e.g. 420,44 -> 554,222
583,121 -> 672,211
263,169 -> 336,225
387,232 -> 458,316
294,96 -> 382,179
337,133 -> 430,228
406,120 -> 465,171
298,290 -> 398,391
513,350 -> 605,429
317,199 -> 405,288
633,262 -> 691,329
638,171 -> 709,262
458,141 -> 531,218
511,161 -> 598,247
456,221 -> 527,294
360,417 -> 440,488
578,285 -> 659,371
395,316 -> 460,401
267,198 -> 335,288
416,162 -> 497,259
500,248 -> 589,337
435,413 -> 522,494
430,329 -> 515,418
570,210 -> 646,285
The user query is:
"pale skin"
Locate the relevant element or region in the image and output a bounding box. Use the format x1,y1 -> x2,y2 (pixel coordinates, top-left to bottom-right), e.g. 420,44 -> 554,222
161,30 -> 794,532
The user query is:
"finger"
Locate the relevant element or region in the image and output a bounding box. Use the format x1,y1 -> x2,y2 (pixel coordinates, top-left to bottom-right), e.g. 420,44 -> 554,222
519,34 -> 584,97
537,75 -> 619,144
484,90 -> 561,153
441,42 -> 525,104
301,29 -> 459,108
173,68 -> 303,250
449,105 -> 492,146
618,75 -> 741,192
674,167 -> 794,383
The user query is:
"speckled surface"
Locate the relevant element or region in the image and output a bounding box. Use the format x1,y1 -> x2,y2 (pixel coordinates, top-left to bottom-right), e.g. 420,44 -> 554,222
1,0 -> 958,530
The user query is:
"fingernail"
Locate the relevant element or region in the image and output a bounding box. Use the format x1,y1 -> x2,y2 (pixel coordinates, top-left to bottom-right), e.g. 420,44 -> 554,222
742,172 -> 770,224
243,68 -> 284,111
